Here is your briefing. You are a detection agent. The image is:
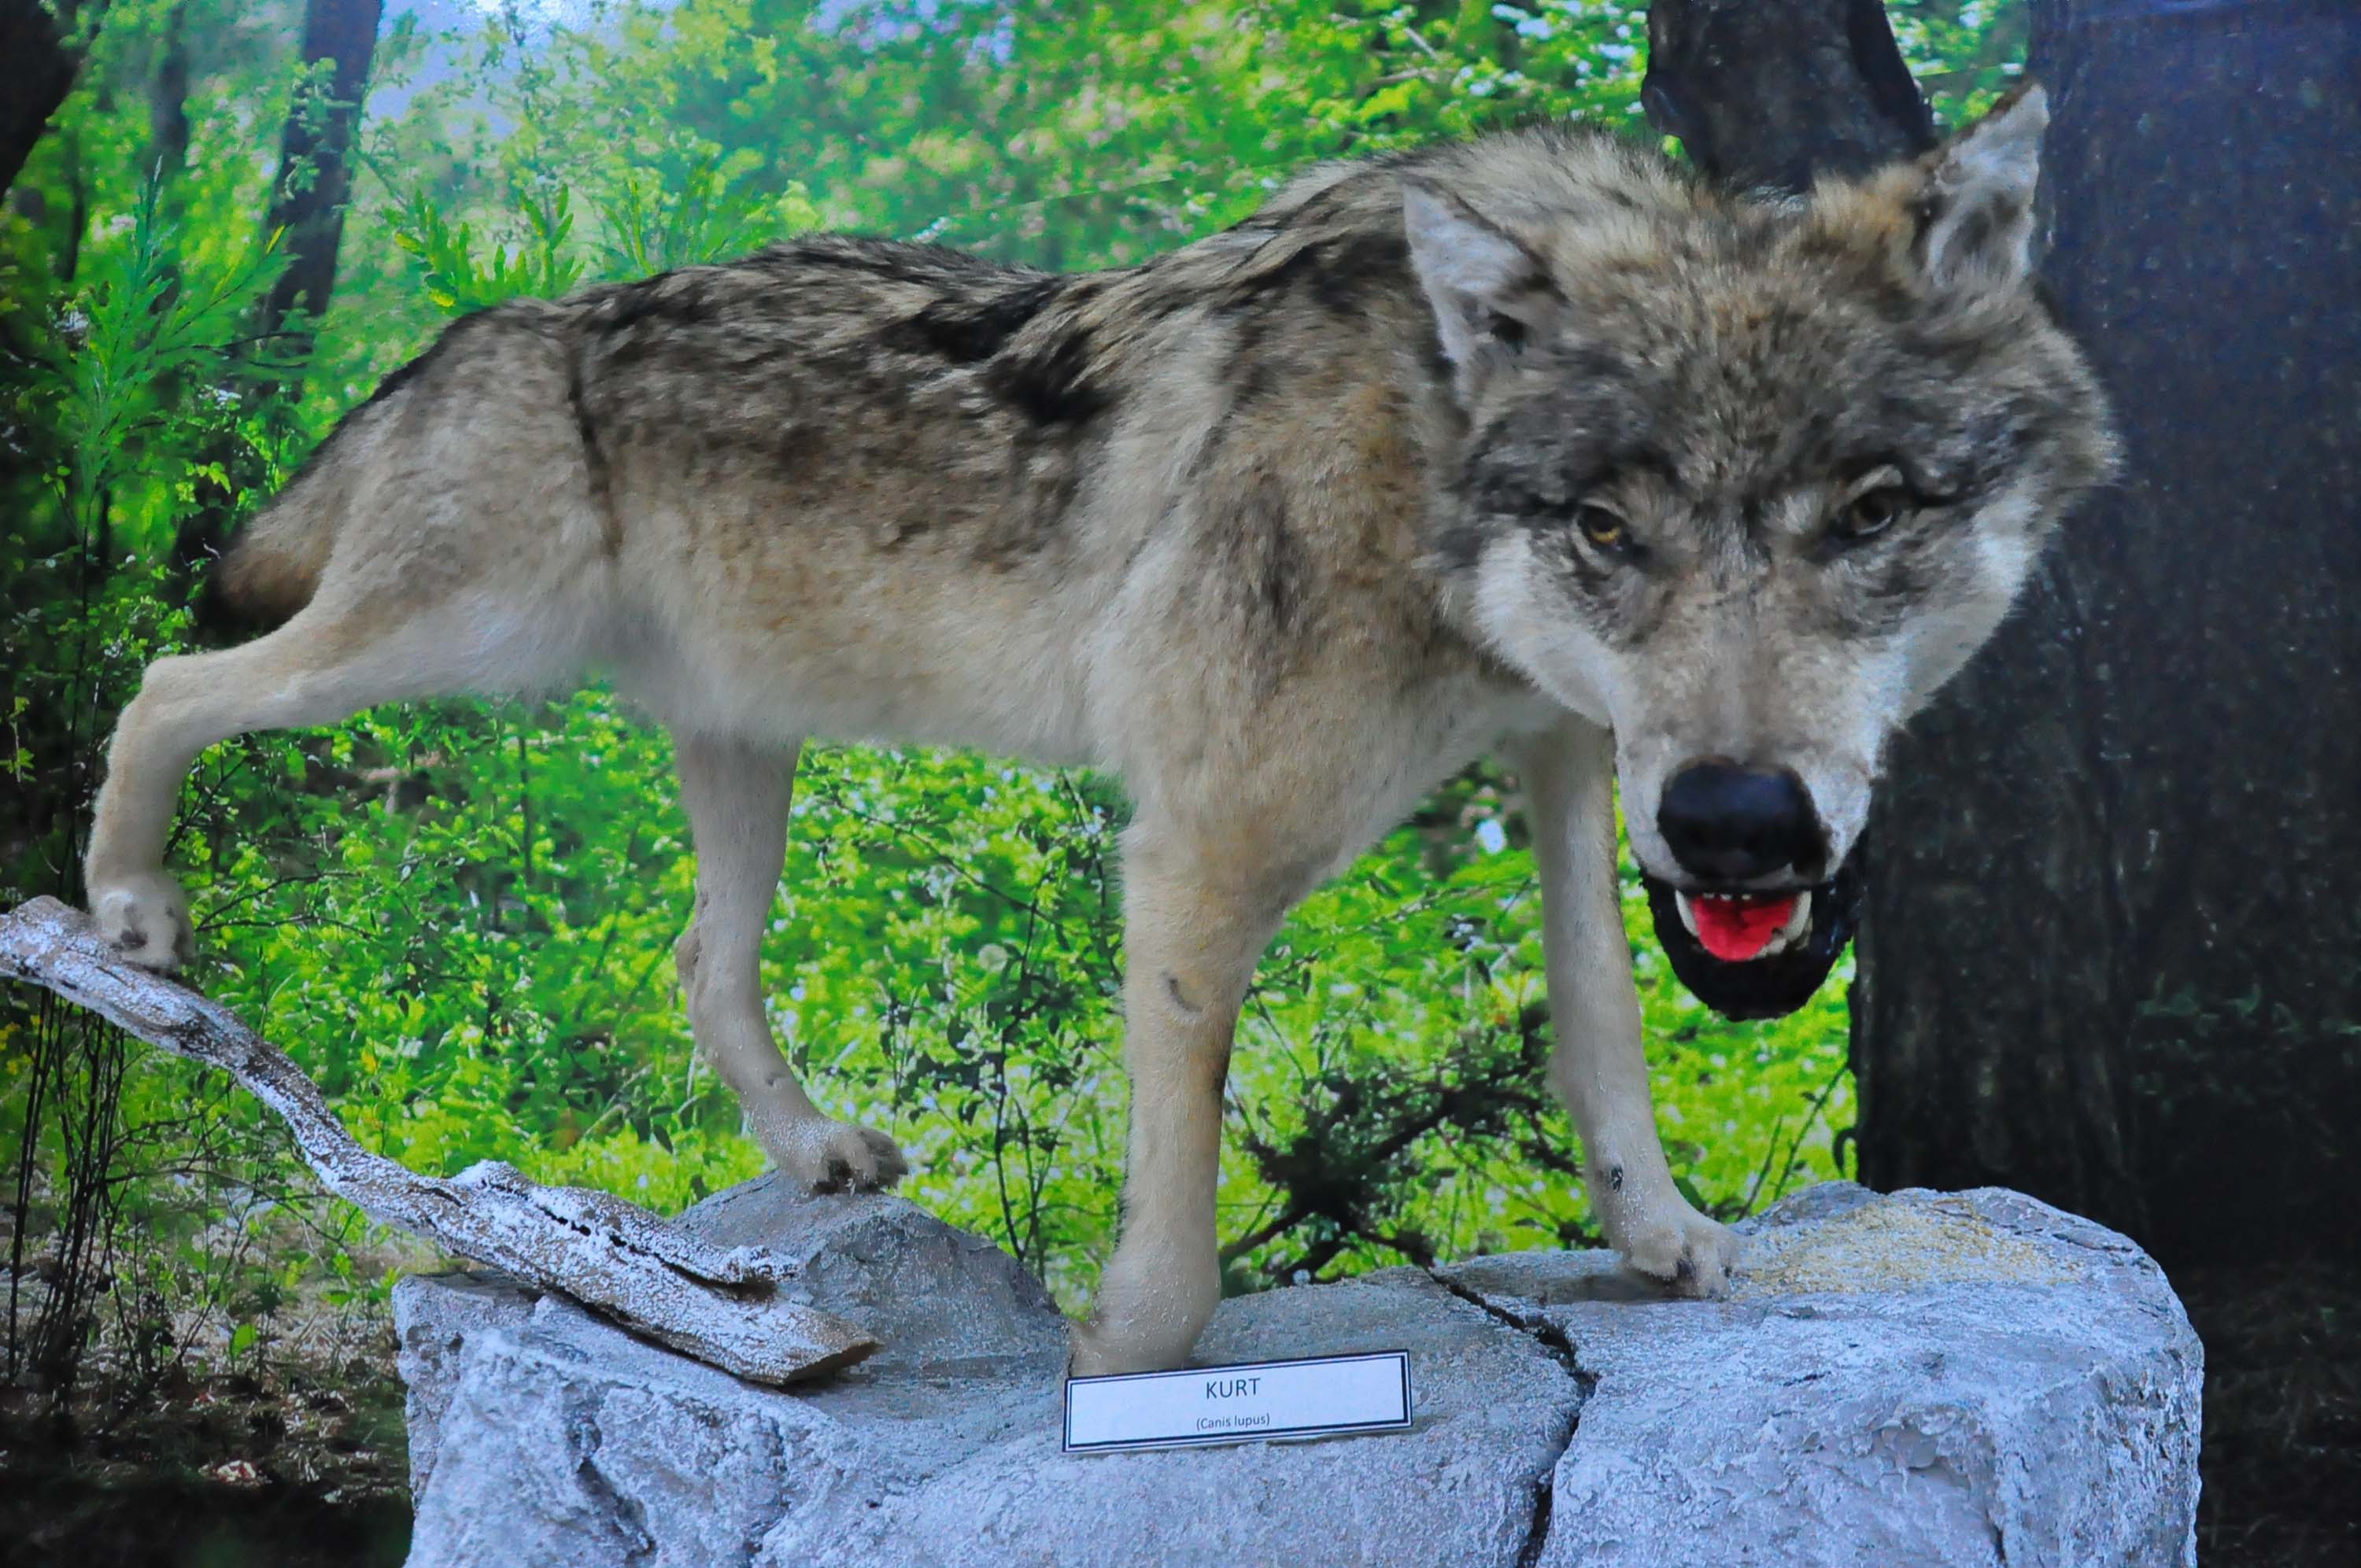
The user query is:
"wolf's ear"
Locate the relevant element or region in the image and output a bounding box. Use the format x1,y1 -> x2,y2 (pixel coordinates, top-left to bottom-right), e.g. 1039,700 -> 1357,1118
1915,83 -> 2048,296
1402,179 -> 1555,388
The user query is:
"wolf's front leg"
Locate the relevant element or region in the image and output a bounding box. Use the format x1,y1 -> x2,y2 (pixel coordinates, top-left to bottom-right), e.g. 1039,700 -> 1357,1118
673,731 -> 907,1191
1070,828 -> 1299,1375
1510,719 -> 1740,1294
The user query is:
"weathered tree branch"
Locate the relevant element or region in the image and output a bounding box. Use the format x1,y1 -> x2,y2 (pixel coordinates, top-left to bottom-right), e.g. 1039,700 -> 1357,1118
0,896 -> 878,1385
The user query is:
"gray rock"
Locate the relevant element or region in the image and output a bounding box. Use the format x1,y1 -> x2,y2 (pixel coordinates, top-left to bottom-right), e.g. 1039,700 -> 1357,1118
756,1267 -> 1581,1568
1443,1183 -> 2204,1567
396,1269 -> 535,1497
397,1179 -> 2201,1568
679,1173 -> 1067,1374
394,1178 -> 1080,1568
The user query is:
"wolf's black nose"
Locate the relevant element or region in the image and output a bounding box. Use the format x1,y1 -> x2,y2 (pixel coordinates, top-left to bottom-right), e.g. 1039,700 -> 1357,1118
1657,761 -> 1823,884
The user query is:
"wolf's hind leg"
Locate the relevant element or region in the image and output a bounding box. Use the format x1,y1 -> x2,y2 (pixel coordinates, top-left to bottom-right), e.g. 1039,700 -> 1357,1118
671,731 -> 906,1192
84,597 -> 523,968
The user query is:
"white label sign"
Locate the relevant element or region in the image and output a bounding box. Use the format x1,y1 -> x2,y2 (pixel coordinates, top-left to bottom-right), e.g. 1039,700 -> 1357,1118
1062,1351 -> 1413,1454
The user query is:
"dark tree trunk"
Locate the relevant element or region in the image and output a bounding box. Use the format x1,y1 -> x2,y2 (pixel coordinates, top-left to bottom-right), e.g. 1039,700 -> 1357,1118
148,2 -> 190,189
1641,0 -> 1933,191
0,1 -> 105,201
253,0 -> 383,364
171,0 -> 383,583
1643,0 -> 2361,1271
1851,0 -> 2361,1267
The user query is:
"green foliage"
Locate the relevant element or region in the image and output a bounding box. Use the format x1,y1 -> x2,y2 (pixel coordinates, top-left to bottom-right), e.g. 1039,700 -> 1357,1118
597,160 -> 826,275
3,163 -> 311,1405
388,182 -> 585,312
39,181 -> 282,519
2,2 -> 2022,1396
1890,0 -> 2031,124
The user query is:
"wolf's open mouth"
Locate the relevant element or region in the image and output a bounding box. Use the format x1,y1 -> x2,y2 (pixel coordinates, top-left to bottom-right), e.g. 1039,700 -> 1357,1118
1642,851 -> 1863,1021
1674,888 -> 1813,962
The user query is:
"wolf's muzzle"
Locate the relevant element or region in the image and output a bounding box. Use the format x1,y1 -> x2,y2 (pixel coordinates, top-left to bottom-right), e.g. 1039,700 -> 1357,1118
1655,759 -> 1827,885
1642,848 -> 1863,1021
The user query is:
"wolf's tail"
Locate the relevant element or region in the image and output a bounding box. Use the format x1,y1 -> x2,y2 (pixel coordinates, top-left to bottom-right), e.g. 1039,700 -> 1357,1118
193,366 -> 411,643
195,324 -> 467,640
197,476 -> 340,637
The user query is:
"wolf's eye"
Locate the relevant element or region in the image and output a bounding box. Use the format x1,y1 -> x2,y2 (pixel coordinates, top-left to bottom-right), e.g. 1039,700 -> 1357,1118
1834,485 -> 1910,542
1575,503 -> 1626,550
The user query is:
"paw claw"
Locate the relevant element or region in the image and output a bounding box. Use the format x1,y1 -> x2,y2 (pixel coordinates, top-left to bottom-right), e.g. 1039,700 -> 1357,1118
1070,1245 -> 1219,1377
768,1119 -> 907,1194
1066,1319 -> 1123,1378
89,874 -> 194,972
1615,1201 -> 1741,1299
1067,1315 -> 1188,1378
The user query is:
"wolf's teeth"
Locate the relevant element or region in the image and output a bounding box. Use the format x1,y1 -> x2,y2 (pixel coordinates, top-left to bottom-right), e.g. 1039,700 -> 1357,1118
1675,889 -> 1699,938
1780,890 -> 1812,943
1759,891 -> 1815,956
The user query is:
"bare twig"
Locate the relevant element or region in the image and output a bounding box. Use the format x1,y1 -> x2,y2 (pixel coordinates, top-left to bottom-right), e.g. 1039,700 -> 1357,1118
0,896 -> 877,1386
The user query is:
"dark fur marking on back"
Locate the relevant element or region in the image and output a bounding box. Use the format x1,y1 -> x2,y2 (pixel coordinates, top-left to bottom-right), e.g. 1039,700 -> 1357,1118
986,320 -> 1113,426
1223,229 -> 1410,319
600,270 -> 718,334
1307,230 -> 1412,317
1232,353 -> 1278,408
1255,485 -> 1302,632
899,276 -> 1063,363
767,234 -> 1012,292
1211,463 -> 1303,637
1221,312 -> 1277,408
566,336 -> 619,555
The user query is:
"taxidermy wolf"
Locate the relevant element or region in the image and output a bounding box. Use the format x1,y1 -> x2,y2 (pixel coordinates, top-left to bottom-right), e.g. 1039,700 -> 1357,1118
84,84 -> 2112,1374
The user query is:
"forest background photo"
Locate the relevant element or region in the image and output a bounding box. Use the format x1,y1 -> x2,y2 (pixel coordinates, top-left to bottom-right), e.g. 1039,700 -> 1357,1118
2,2 -> 2352,1565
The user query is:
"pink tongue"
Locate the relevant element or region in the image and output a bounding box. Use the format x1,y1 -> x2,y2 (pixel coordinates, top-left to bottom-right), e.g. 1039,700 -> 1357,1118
1692,894 -> 1800,962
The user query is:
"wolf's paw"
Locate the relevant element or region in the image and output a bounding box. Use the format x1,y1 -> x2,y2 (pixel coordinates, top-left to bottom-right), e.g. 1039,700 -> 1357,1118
1066,1315 -> 1193,1378
1615,1201 -> 1742,1298
767,1118 -> 907,1194
89,873 -> 194,971
1066,1253 -> 1217,1377
1065,1318 -> 1137,1378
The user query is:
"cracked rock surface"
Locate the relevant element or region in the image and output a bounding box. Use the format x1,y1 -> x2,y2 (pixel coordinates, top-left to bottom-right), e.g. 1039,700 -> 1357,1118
1445,1182 -> 2204,1567
396,1178 -> 2200,1567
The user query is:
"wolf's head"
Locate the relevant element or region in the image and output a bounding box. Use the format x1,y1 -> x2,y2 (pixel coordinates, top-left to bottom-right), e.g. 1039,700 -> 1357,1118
1408,87 -> 2116,1019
